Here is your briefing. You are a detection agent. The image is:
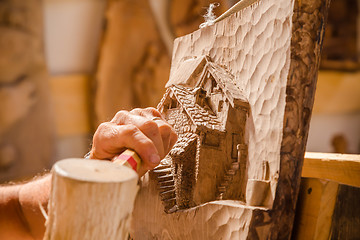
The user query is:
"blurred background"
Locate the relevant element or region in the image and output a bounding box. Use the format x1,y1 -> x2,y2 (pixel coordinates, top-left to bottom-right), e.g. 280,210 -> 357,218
0,0 -> 359,183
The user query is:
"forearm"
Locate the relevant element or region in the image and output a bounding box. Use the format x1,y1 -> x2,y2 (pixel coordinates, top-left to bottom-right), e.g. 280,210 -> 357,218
0,174 -> 51,240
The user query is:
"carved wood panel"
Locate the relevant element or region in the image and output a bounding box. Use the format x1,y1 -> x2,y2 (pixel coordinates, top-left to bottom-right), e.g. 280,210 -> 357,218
130,0 -> 330,239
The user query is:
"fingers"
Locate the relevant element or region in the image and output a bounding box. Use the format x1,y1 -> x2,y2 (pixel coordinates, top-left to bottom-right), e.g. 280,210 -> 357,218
111,109 -> 165,158
91,108 -> 178,174
130,107 -> 163,119
90,122 -> 160,169
156,120 -> 178,152
141,107 -> 178,153
112,107 -> 177,157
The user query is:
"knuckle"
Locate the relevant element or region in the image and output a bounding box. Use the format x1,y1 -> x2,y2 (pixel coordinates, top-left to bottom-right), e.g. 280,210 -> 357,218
130,108 -> 142,115
93,122 -> 117,145
145,107 -> 161,117
96,122 -> 113,137
141,120 -> 159,133
121,124 -> 139,136
114,110 -> 129,119
112,110 -> 132,124
97,122 -> 110,131
158,124 -> 172,136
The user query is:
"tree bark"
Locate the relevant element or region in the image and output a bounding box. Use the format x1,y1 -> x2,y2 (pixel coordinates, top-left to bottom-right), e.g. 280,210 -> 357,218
267,1 -> 331,238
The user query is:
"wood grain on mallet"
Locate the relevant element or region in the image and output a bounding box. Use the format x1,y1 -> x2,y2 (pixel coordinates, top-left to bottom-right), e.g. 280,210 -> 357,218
44,159 -> 138,240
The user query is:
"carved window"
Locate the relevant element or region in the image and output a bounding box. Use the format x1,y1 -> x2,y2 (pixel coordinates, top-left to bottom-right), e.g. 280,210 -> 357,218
203,133 -> 220,147
203,78 -> 212,92
195,88 -> 207,107
218,100 -> 224,112
169,98 -> 178,109
232,133 -> 242,159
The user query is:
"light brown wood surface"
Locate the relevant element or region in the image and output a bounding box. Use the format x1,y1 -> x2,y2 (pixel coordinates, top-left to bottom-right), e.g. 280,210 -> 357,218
130,0 -> 331,238
302,152 -> 360,188
130,0 -> 327,239
44,159 -> 138,240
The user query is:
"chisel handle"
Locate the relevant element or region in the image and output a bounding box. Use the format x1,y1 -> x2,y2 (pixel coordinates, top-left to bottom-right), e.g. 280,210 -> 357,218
112,149 -> 142,173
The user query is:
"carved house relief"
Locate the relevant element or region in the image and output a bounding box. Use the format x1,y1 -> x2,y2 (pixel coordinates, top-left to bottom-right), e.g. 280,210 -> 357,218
155,56 -> 251,212
130,0 -> 328,238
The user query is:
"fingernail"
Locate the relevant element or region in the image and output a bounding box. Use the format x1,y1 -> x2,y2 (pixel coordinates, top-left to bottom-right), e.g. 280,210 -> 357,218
150,154 -> 160,164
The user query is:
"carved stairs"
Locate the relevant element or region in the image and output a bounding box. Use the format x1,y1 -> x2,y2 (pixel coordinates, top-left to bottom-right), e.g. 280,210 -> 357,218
152,158 -> 178,213
216,160 -> 240,200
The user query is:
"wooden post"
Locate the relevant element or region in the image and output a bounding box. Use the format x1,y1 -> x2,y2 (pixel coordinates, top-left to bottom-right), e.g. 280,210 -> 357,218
44,159 -> 138,240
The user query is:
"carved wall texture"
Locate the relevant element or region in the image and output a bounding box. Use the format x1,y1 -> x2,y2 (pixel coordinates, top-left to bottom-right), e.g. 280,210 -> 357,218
131,0 -> 330,239
170,0 -> 294,204
0,0 -> 54,182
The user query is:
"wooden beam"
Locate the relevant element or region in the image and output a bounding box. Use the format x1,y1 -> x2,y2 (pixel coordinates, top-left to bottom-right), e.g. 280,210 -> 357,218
302,152 -> 360,188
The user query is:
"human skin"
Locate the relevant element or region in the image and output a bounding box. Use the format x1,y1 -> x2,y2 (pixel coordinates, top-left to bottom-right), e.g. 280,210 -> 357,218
0,107 -> 177,240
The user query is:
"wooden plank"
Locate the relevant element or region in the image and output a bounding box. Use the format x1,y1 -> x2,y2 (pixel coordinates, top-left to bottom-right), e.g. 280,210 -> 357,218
50,74 -> 91,137
302,152 -> 360,188
292,178 -> 339,240
313,70 -> 360,114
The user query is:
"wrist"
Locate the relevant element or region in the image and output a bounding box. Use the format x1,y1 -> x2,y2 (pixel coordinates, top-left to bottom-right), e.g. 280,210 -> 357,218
0,184 -> 31,238
18,174 -> 51,239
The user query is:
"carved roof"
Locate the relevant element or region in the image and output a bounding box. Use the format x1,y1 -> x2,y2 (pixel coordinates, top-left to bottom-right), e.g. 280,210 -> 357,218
166,55 -> 248,108
169,132 -> 198,156
159,85 -> 225,132
203,61 -> 248,108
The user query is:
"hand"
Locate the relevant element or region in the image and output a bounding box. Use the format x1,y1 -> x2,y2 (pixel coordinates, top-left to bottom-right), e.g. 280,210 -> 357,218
89,107 -> 178,176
